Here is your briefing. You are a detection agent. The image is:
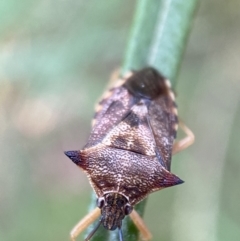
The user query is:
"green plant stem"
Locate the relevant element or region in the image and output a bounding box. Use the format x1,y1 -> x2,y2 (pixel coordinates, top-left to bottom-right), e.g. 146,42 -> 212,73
89,0 -> 199,241
122,0 -> 199,86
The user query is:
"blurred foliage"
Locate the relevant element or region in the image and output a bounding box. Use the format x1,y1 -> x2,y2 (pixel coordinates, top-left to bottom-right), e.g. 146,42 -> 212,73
0,0 -> 240,241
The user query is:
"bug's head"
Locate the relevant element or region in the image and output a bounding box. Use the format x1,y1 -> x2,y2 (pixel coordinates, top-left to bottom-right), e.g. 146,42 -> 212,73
84,193 -> 132,241
97,193 -> 133,231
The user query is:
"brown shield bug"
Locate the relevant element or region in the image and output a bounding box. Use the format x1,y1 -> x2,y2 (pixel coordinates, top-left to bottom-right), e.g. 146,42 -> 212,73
65,67 -> 194,241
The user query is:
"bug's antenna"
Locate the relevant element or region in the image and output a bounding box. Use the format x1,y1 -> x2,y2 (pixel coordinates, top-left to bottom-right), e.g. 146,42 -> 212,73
84,218 -> 102,241
118,224 -> 124,241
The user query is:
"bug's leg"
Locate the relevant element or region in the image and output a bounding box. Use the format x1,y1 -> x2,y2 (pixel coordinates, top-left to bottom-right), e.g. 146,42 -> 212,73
70,207 -> 101,241
172,120 -> 195,155
107,68 -> 133,89
129,209 -> 152,241
109,68 -> 120,85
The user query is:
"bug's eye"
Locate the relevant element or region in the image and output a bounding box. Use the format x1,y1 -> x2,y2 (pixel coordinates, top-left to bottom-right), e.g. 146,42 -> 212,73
124,203 -> 133,215
97,197 -> 105,208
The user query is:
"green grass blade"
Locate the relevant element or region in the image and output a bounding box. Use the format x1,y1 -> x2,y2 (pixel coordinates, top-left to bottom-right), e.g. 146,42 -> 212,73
90,0 -> 199,241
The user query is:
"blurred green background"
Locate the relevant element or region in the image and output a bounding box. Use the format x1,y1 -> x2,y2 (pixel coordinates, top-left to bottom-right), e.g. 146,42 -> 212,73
1,0 -> 240,241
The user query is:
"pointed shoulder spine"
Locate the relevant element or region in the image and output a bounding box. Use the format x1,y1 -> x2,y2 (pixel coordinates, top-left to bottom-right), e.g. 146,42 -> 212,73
64,150 -> 82,165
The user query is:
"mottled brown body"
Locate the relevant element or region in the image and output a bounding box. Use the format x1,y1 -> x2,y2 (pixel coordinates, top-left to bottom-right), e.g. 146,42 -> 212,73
65,67 -> 185,239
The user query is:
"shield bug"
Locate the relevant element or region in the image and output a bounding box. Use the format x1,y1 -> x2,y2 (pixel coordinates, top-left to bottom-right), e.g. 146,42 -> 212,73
65,67 -> 194,241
